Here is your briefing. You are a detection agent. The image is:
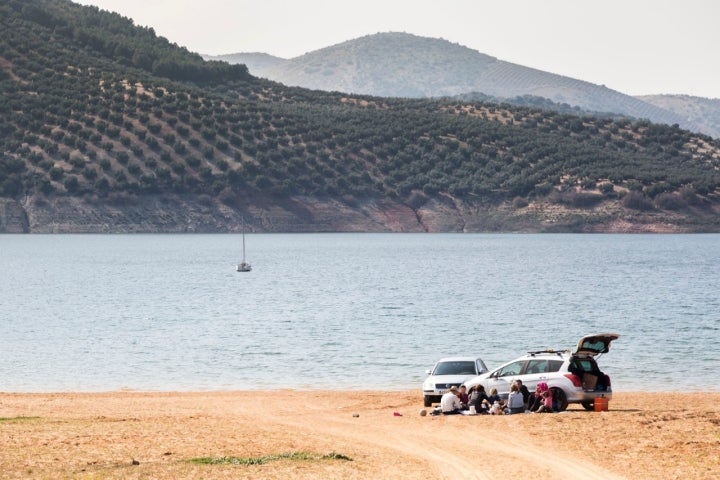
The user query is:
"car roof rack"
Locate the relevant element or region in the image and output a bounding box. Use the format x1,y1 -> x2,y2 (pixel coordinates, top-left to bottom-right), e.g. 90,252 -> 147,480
527,349 -> 568,357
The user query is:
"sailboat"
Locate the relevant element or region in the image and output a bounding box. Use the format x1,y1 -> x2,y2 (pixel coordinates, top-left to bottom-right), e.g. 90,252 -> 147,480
236,217 -> 252,272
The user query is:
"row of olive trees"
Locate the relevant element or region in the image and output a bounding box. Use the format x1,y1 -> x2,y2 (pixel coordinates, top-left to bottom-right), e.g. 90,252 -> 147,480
2,0 -> 720,204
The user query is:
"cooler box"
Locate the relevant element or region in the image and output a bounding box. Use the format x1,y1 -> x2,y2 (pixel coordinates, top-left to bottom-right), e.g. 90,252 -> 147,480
594,397 -> 609,412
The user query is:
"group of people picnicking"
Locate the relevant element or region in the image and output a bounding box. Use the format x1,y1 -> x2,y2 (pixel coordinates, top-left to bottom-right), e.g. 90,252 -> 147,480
432,379 -> 555,415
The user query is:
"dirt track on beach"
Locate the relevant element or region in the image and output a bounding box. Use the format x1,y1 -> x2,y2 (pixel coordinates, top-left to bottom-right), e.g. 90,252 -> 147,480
1,391 -> 718,479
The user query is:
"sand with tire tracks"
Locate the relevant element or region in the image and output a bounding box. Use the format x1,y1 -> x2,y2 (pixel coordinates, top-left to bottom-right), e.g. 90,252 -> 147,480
1,391 -> 718,479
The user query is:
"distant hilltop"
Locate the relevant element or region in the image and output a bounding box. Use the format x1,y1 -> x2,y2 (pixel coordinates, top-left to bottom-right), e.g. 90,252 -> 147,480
206,32 -> 719,138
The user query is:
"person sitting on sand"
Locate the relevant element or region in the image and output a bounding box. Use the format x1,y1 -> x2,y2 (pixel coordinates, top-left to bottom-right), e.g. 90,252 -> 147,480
488,400 -> 502,414
504,383 -> 525,414
527,383 -> 543,412
487,387 -> 505,414
440,386 -> 463,415
514,379 -> 531,410
468,384 -> 490,414
487,388 -> 503,406
532,382 -> 554,413
457,385 -> 470,410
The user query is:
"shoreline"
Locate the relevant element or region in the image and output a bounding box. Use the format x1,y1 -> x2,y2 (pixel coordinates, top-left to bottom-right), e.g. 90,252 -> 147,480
1,391 -> 718,479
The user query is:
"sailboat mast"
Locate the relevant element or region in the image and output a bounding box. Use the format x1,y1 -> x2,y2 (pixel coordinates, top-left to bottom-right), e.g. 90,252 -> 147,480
242,218 -> 246,262
237,217 -> 252,272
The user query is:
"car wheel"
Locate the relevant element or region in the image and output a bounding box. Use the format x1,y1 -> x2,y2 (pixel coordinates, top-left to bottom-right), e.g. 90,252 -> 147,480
423,396 -> 432,407
551,387 -> 568,412
581,401 -> 594,411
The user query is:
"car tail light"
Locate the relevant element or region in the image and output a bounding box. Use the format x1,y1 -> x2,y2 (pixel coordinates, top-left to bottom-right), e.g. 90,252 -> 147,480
564,373 -> 583,387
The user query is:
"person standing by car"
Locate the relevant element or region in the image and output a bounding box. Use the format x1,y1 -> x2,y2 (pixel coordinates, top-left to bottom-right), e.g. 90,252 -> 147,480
440,386 -> 463,415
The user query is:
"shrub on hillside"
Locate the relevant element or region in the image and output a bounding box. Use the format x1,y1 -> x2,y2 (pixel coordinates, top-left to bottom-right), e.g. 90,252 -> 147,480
406,191 -> 428,209
548,190 -> 602,208
598,182 -> 614,194
512,196 -> 529,208
654,192 -> 687,210
679,186 -> 701,206
622,191 -> 654,211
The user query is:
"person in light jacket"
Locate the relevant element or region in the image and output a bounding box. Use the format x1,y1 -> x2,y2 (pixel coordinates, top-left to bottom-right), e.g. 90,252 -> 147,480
504,383 -> 525,414
440,386 -> 462,414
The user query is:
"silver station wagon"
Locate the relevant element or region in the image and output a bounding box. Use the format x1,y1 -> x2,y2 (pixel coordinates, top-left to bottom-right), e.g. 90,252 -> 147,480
463,333 -> 619,411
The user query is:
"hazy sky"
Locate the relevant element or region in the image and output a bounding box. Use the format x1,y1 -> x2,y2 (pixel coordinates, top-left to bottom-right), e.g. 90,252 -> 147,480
75,0 -> 720,98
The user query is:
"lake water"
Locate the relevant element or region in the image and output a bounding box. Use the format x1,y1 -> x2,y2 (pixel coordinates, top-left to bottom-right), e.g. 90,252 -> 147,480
1,234 -> 718,393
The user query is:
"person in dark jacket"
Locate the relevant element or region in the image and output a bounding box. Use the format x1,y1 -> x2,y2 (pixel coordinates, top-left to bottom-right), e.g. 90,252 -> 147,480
468,384 -> 490,414
514,379 -> 531,410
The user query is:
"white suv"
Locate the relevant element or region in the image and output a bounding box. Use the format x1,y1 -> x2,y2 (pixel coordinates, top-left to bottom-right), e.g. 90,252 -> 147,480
422,356 -> 488,407
463,333 -> 619,411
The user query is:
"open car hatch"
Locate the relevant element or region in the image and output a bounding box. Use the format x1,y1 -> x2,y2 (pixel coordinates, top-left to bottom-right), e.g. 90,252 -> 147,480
575,333 -> 620,356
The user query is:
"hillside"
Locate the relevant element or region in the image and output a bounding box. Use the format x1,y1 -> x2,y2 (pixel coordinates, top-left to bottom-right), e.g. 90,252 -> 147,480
2,0 -> 720,233
638,94 -> 720,138
210,32 -> 713,135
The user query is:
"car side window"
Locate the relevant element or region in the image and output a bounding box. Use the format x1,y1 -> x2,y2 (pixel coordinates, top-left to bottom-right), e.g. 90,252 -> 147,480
547,360 -> 563,373
525,360 -> 547,374
497,361 -> 524,377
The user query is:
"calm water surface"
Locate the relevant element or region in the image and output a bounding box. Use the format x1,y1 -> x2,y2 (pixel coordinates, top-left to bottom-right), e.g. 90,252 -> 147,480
1,234 -> 718,392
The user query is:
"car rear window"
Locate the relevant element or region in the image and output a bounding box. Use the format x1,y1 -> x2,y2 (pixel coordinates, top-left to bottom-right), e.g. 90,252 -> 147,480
571,358 -> 598,373
434,361 -> 476,375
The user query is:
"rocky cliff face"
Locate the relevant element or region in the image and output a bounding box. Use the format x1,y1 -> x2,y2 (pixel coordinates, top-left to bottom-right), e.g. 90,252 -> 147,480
1,194 -> 718,234
0,199 -> 29,233
0,195 -> 425,233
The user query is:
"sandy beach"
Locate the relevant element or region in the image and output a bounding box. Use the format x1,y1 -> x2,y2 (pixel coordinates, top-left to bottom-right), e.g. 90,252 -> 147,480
1,391 -> 718,479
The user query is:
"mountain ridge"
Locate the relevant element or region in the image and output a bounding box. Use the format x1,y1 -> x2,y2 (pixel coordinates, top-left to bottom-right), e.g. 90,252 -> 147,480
207,32 -> 717,137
